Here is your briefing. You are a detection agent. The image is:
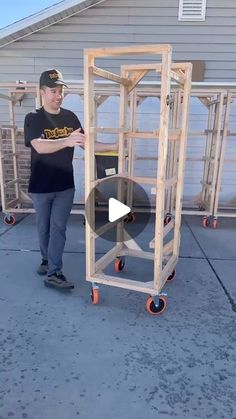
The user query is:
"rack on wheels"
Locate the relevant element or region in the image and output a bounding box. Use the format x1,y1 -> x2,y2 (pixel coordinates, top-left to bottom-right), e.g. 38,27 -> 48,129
209,91 -> 236,225
83,44 -> 192,315
0,84 -> 86,224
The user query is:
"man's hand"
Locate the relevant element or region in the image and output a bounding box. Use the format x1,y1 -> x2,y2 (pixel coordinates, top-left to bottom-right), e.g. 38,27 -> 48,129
67,128 -> 85,148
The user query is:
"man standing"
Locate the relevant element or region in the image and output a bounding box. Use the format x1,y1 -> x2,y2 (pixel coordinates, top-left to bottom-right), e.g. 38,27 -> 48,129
24,69 -> 116,290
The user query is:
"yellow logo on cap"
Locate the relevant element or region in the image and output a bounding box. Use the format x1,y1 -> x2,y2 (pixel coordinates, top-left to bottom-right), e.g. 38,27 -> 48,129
49,72 -> 59,80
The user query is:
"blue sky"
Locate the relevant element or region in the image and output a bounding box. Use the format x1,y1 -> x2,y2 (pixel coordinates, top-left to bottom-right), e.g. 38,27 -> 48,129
0,0 -> 60,29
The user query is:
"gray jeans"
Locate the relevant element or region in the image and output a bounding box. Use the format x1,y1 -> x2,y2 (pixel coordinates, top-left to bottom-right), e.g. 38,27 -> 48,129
31,188 -> 75,275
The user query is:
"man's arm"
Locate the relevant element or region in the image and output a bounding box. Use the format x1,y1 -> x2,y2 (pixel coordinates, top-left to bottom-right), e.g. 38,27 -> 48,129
31,129 -> 85,154
94,141 -> 118,153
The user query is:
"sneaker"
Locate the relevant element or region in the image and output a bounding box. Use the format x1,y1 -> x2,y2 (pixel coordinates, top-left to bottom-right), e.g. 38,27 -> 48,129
44,272 -> 74,289
37,259 -> 48,275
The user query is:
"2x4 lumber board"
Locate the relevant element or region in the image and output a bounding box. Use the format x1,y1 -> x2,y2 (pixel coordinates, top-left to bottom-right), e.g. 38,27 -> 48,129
213,92 -> 232,216
121,248 -> 154,260
123,230 -> 142,251
160,255 -> 178,285
20,190 -> 32,203
163,239 -> 174,256
214,212 -> 236,218
1,124 -> 17,129
181,209 -> 210,216
6,208 -> 35,214
95,243 -> 123,272
84,53 -> 96,279
92,173 -> 127,187
149,238 -> 174,255
129,176 -> 159,185
4,178 -> 20,187
126,129 -> 181,140
164,177 -> 178,189
150,175 -> 178,194
84,44 -> 172,58
90,127 -> 128,134
153,51 -> 172,288
172,62 -> 192,72
173,64 -> 192,255
122,63 -> 162,72
5,198 -> 19,208
210,93 -> 224,202
128,70 -> 149,93
170,70 -> 185,86
94,220 -> 117,238
149,221 -> 175,249
89,65 -> 131,87
95,95 -> 109,107
89,273 -> 158,295
1,153 -> 17,158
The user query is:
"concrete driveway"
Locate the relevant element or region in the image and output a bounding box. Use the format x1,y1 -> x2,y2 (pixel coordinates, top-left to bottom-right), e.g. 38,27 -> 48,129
0,212 -> 236,419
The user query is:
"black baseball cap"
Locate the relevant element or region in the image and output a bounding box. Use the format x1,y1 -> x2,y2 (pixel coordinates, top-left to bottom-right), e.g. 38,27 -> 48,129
39,69 -> 68,88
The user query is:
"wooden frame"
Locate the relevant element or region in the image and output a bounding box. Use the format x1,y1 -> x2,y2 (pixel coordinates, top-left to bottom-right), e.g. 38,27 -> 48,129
210,92 -> 236,226
1,79 -> 235,228
83,44 -> 192,314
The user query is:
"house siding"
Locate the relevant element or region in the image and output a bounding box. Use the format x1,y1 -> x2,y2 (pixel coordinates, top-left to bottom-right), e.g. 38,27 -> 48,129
0,0 -> 236,89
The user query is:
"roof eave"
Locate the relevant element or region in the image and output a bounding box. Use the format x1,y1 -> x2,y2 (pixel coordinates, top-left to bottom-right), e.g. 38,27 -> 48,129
0,0 -> 105,48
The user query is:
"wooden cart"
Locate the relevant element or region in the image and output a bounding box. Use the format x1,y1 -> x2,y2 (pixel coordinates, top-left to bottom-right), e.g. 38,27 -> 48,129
83,44 -> 192,315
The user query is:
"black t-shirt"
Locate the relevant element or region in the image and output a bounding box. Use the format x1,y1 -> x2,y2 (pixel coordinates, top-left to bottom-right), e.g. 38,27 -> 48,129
24,107 -> 83,193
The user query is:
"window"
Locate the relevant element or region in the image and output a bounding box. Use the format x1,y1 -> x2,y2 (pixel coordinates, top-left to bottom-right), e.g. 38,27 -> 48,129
178,0 -> 206,21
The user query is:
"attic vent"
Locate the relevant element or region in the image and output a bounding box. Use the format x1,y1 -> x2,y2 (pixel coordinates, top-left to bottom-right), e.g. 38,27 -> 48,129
178,0 -> 206,21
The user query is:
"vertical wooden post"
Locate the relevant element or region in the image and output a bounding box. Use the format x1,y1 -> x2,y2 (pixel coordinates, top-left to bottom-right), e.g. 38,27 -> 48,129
173,64 -> 192,255
8,93 -> 20,203
84,53 -> 96,279
153,50 -> 172,291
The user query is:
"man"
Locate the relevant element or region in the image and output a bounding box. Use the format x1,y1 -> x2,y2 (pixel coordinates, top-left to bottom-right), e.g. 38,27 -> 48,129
24,69 -> 116,290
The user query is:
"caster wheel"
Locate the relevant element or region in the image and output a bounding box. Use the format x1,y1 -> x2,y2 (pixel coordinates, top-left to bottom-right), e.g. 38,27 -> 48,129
146,296 -> 167,315
91,287 -> 99,305
167,269 -> 176,282
202,216 -> 210,228
124,212 -> 135,223
3,214 -> 16,225
164,213 -> 172,226
114,256 -> 125,272
212,219 -> 218,229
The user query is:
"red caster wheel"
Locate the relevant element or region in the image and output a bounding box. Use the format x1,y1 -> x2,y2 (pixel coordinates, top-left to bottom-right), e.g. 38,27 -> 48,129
212,218 -> 218,229
114,256 -> 125,272
202,216 -> 210,228
146,296 -> 167,316
164,213 -> 172,226
167,269 -> 176,282
91,287 -> 99,305
3,214 -> 16,225
124,212 -> 135,223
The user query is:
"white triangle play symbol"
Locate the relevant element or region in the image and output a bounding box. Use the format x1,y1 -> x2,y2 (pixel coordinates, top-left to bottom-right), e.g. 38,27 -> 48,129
108,198 -> 130,222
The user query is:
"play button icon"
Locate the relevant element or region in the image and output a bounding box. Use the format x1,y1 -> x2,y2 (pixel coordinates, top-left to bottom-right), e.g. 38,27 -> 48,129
108,198 -> 130,222
85,176 -> 151,243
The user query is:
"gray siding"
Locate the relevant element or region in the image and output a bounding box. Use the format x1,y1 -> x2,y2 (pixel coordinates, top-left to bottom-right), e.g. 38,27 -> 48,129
1,0 -> 236,124
0,0 -> 236,92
